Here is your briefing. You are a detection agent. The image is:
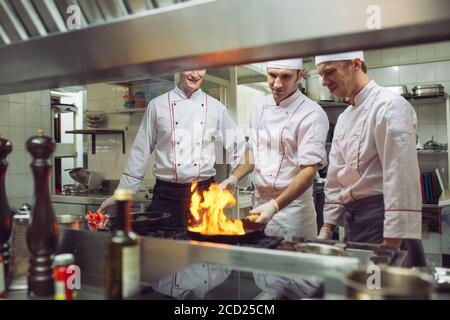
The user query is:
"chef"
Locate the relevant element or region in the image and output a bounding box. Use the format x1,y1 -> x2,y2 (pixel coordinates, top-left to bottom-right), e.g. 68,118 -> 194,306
220,58 -> 329,240
99,69 -> 244,227
315,51 -> 426,266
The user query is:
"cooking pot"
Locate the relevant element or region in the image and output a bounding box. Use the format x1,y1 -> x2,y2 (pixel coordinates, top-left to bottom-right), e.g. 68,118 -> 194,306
304,70 -> 335,101
344,266 -> 435,300
412,84 -> 444,97
187,220 -> 266,244
56,214 -> 87,230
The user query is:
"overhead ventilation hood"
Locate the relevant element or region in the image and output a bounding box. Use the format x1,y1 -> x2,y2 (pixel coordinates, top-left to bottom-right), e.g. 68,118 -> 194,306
1,0 -> 450,95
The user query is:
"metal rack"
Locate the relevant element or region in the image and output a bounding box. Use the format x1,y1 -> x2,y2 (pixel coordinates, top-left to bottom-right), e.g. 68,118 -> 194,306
65,129 -> 125,154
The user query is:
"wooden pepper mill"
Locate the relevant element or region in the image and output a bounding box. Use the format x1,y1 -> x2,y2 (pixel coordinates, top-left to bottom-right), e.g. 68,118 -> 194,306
0,136 -> 13,285
26,129 -> 58,298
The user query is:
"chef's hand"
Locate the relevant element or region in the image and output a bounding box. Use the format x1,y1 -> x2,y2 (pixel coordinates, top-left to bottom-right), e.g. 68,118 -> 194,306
251,199 -> 279,224
98,196 -> 116,215
317,224 -> 335,240
218,175 -> 239,192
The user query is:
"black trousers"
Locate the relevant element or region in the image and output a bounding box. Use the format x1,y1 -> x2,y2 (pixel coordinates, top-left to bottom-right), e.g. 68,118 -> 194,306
344,195 -> 426,267
146,178 -> 214,228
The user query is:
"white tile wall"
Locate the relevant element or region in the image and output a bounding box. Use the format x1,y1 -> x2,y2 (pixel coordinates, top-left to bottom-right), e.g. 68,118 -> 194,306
0,90 -> 51,206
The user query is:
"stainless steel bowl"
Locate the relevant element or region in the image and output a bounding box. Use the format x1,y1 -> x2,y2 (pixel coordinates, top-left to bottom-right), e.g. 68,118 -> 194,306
412,84 -> 444,97
344,266 -> 435,300
56,214 -> 86,230
294,243 -> 348,256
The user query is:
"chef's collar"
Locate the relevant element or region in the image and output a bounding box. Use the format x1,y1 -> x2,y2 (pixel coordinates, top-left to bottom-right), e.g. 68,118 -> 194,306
352,80 -> 377,107
269,89 -> 302,108
174,84 -> 203,100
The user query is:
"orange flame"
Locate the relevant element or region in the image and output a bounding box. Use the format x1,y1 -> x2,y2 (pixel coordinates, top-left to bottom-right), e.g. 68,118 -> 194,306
188,182 -> 245,235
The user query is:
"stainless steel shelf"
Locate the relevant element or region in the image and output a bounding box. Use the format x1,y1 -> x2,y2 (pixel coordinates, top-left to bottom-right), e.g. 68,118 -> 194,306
408,95 -> 448,105
417,149 -> 448,154
65,129 -> 125,154
103,108 -> 146,115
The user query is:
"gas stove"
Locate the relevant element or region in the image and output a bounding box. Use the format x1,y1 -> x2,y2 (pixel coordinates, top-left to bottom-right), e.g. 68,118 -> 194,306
135,226 -> 285,249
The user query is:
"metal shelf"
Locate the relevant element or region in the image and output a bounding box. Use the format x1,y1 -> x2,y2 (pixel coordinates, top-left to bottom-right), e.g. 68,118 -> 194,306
103,108 -> 146,115
417,149 -> 448,154
407,95 -> 448,105
319,101 -> 349,109
65,129 -> 125,154
51,103 -> 78,113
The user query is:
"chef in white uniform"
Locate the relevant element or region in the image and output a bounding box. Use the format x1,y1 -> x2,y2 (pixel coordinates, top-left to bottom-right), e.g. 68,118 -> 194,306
99,69 -> 244,227
315,51 -> 425,266
220,59 -> 329,240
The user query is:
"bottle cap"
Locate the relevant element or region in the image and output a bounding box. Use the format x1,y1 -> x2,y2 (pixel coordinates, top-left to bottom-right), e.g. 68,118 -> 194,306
53,253 -> 75,267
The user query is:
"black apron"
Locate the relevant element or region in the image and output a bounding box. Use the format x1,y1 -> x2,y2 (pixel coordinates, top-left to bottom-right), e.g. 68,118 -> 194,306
344,195 -> 426,267
146,178 -> 214,228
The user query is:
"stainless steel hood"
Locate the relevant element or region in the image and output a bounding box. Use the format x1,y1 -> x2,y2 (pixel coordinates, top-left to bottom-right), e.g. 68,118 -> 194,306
1,0 -> 450,95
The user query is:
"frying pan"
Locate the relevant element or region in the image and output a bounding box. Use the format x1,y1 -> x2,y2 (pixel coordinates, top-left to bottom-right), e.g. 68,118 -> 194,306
187,220 -> 266,244
105,211 -> 171,231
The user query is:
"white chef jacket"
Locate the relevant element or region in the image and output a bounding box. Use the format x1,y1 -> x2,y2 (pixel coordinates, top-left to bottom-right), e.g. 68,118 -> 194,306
249,89 -> 329,193
323,80 -> 422,239
248,89 -> 329,240
118,86 -> 245,192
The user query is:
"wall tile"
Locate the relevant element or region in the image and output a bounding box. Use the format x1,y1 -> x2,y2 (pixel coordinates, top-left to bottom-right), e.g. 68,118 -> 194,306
381,48 -> 398,65
0,101 -> 8,126
0,95 -> 9,102
398,46 -> 417,64
87,84 -> 116,100
417,104 -> 436,125
435,60 -> 450,82
365,50 -> 382,66
381,66 -> 399,85
436,103 -> 447,124
9,93 -> 25,104
417,124 -> 437,143
25,104 -> 41,128
40,105 -> 51,130
441,81 -> 450,95
8,127 -> 26,150
8,103 -> 25,126
436,124 -> 447,144
26,174 -> 34,198
435,41 -> 450,59
25,91 -> 41,105
9,174 -> 27,198
399,65 -> 417,84
8,150 -> 26,174
40,91 -> 50,106
367,68 -> 382,83
9,197 -> 29,208
417,63 -> 435,83
417,44 -> 435,61
0,126 -> 8,138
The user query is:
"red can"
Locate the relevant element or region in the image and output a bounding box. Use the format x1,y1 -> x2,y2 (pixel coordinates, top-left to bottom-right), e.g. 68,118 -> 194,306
53,254 -> 75,300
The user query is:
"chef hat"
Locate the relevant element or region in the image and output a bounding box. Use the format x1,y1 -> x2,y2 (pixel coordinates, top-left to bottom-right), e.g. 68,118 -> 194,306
266,58 -> 303,70
315,51 -> 364,66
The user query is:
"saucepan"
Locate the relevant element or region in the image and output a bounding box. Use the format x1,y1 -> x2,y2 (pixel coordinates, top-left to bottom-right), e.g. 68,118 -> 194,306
344,266 -> 435,300
56,214 -> 87,231
187,220 -> 266,244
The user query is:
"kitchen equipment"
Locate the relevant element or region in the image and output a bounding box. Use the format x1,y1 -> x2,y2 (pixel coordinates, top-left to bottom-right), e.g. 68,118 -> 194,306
412,84 -> 444,97
62,183 -> 88,194
344,266 -> 435,299
187,220 -> 266,244
293,242 -> 348,256
56,214 -> 86,230
65,167 -> 103,191
85,111 -> 106,128
304,69 -> 335,101
9,207 -> 31,290
385,85 -> 410,98
105,211 -> 172,233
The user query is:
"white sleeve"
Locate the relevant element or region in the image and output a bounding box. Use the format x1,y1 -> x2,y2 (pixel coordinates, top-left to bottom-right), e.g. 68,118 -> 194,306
118,101 -> 157,193
375,98 -> 422,239
323,116 -> 346,225
297,109 -> 329,169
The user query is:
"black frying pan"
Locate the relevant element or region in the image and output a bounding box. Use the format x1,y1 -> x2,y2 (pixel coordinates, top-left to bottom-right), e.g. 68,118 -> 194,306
187,220 -> 266,244
106,211 -> 171,231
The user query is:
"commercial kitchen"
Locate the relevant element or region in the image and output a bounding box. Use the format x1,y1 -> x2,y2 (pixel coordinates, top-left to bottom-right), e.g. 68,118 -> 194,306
1,0 -> 450,302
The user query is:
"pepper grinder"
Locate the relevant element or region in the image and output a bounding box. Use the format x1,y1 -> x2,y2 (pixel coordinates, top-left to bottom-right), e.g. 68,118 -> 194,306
26,129 -> 58,298
0,136 -> 13,285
